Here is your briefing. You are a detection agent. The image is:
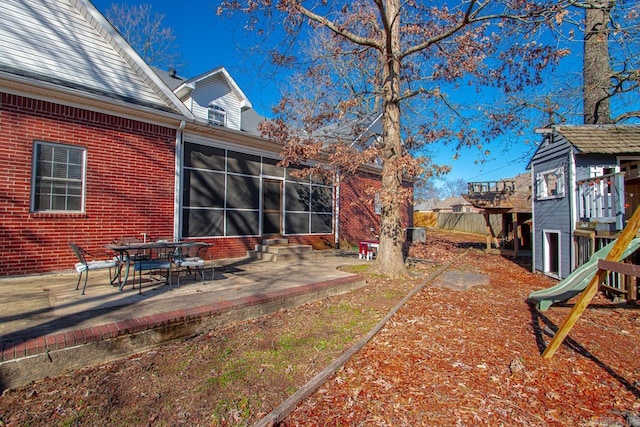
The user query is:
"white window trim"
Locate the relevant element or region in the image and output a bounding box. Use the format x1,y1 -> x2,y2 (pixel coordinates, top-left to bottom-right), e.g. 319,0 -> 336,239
543,229 -> 561,279
31,141 -> 86,213
535,166 -> 565,200
208,104 -> 226,127
589,165 -> 619,177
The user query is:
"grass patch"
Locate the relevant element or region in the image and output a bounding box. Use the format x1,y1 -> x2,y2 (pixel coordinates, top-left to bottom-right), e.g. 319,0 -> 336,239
340,263 -> 373,274
1,270 -> 418,426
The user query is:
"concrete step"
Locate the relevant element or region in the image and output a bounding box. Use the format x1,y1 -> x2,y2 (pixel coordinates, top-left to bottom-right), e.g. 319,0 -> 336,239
254,243 -> 312,255
266,244 -> 312,255
263,238 -> 289,246
248,244 -> 316,261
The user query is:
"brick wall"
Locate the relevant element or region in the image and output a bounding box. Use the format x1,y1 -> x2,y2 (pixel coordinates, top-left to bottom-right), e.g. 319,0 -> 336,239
0,92 -> 414,276
338,171 -> 413,248
0,93 -> 176,275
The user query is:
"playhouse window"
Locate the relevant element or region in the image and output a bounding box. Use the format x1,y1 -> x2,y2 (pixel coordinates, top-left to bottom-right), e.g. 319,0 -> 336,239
536,167 -> 565,200
32,141 -> 85,212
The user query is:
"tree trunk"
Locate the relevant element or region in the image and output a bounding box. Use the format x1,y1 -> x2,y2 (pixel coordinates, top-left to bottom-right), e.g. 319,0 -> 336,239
374,0 -> 408,278
376,101 -> 408,278
583,0 -> 613,124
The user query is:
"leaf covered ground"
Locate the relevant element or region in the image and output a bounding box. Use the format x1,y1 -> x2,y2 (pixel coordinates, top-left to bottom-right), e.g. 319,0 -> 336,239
1,229 -> 639,426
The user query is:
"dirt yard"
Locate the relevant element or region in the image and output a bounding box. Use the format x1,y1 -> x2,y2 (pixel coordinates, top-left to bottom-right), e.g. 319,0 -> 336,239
1,229 -> 639,426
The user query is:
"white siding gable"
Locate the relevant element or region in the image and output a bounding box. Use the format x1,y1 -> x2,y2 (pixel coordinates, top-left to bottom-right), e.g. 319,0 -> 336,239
190,74 -> 243,131
0,0 -> 183,112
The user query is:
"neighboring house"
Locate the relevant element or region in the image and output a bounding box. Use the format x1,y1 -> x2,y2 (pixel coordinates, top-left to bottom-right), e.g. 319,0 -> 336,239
431,197 -> 478,213
528,124 -> 640,280
0,0 -> 410,276
413,199 -> 438,212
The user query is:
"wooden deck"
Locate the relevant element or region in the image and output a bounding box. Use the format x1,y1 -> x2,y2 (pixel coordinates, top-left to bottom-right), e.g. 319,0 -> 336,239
463,176 -> 532,257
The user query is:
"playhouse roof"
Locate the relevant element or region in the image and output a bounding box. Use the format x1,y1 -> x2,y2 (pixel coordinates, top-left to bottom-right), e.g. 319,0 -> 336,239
555,125 -> 640,154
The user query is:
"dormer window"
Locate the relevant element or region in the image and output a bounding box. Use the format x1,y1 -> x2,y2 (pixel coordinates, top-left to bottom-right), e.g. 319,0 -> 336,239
208,104 -> 226,126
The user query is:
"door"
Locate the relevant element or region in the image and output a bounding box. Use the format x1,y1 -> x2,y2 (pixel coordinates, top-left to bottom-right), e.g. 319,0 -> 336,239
543,230 -> 560,278
263,179 -> 282,235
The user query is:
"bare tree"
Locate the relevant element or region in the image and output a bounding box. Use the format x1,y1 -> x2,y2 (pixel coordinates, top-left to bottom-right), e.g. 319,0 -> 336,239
583,0 -> 615,124
476,0 -> 638,138
576,0 -> 639,124
219,1 -> 569,278
105,3 -> 185,70
441,179 -> 470,199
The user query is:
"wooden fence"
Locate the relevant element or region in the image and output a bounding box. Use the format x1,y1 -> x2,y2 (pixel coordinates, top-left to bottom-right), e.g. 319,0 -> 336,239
414,212 -> 502,236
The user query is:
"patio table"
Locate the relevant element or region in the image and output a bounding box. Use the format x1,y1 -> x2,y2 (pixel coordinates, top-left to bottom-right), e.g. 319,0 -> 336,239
107,242 -> 168,291
106,241 -> 210,293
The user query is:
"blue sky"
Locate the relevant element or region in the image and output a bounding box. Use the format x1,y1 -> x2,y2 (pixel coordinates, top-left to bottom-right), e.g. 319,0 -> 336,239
91,0 -> 579,184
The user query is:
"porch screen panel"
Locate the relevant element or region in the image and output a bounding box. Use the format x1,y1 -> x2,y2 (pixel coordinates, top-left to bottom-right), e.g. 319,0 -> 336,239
311,214 -> 333,234
183,170 -> 225,208
226,210 -> 260,236
264,213 -> 281,234
183,209 -> 224,237
285,183 -> 311,211
226,175 -> 260,209
285,212 -> 310,234
311,186 -> 333,212
286,165 -> 309,182
262,158 -> 285,177
310,186 -> 333,233
283,171 -> 334,235
184,144 -> 225,170
227,150 -> 261,175
183,142 -> 335,237
263,180 -> 281,211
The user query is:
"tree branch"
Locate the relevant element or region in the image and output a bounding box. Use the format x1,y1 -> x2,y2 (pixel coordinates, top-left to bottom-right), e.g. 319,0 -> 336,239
612,111 -> 640,123
400,0 -> 482,59
294,3 -> 383,51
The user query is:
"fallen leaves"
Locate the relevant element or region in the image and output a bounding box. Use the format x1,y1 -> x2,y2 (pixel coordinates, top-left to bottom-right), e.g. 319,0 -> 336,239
284,230 -> 640,426
1,229 -> 639,426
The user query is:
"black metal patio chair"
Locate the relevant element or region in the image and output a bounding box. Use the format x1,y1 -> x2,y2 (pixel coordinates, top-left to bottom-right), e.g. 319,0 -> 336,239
69,242 -> 119,295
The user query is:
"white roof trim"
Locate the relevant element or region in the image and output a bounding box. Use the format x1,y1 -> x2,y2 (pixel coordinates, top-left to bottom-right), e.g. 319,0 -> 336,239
0,72 -> 188,127
179,66 -> 252,110
70,0 -> 195,119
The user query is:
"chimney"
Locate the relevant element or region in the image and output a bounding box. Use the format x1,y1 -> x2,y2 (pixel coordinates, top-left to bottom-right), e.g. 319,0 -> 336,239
169,68 -> 177,78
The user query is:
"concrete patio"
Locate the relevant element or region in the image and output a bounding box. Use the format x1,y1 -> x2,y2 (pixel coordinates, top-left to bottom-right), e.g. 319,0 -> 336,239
0,252 -> 366,390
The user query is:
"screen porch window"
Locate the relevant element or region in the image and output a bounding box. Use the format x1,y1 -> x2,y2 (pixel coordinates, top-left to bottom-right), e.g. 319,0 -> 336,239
283,167 -> 334,235
182,143 -> 334,238
208,104 -> 226,126
32,142 -> 85,212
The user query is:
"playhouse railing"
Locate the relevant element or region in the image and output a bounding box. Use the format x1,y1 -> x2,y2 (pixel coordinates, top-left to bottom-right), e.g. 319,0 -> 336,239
576,172 -> 625,231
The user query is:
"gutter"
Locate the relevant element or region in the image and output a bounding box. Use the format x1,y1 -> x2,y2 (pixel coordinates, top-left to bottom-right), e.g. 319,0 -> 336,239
569,145 -> 577,273
174,120 -> 187,239
0,73 -> 193,127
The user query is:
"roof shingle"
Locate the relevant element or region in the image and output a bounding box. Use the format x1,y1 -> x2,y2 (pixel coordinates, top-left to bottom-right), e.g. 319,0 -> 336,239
555,125 -> 640,154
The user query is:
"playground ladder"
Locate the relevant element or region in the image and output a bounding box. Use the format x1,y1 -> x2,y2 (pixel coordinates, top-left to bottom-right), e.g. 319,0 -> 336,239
542,205 -> 640,359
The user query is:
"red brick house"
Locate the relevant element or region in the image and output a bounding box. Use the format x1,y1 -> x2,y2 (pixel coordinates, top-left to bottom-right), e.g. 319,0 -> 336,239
0,0 -> 411,277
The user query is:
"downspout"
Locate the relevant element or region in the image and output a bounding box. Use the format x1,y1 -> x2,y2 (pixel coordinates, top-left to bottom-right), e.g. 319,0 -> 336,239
174,120 -> 186,239
335,170 -> 340,249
